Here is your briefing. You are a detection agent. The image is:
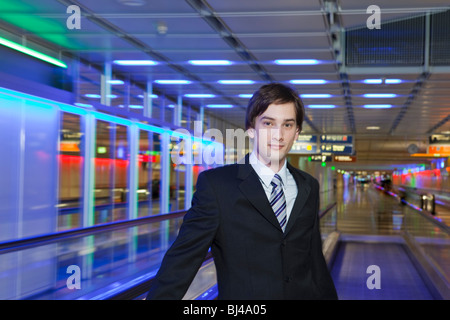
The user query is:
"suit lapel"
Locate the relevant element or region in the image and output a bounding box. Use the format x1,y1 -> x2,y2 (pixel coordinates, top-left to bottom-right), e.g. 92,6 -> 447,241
237,155 -> 312,234
283,162 -> 311,236
237,156 -> 283,232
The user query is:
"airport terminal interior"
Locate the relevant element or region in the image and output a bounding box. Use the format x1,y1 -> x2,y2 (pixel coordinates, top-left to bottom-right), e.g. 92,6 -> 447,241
0,0 -> 448,300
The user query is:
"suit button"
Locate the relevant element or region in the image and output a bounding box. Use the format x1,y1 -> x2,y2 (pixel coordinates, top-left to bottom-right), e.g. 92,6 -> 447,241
281,240 -> 287,247
284,276 -> 291,283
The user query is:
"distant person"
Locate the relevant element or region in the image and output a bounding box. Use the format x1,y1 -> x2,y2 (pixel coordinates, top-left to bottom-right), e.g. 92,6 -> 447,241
146,83 -> 337,300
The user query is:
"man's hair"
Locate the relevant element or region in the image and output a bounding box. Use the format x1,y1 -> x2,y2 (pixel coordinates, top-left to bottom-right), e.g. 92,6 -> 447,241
245,83 -> 305,131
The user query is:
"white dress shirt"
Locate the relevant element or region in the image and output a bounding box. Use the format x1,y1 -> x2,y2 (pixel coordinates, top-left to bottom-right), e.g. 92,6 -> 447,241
249,152 -> 298,223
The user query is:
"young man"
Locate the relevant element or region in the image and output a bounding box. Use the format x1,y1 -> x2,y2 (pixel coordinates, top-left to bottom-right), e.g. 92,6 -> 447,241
146,83 -> 337,300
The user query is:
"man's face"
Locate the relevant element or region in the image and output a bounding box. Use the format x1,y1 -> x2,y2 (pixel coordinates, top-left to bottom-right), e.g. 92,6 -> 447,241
248,102 -> 300,172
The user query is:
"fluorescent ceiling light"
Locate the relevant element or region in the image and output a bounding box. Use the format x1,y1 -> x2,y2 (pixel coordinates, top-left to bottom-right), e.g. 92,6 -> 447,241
363,79 -> 383,84
366,126 -> 380,130
218,80 -> 255,85
74,103 -> 93,108
108,80 -> 124,85
363,93 -> 397,98
119,104 -> 143,109
363,79 -> 403,84
84,94 -> 101,98
385,79 -> 402,84
274,59 -> 319,65
300,94 -> 332,98
138,94 -> 158,98
307,105 -> 336,109
188,60 -> 232,66
155,80 -> 191,84
289,79 -> 327,85
0,36 -> 67,68
363,104 -> 392,108
238,94 -> 253,98
206,104 -> 234,108
113,60 -> 157,66
84,94 -> 117,99
184,94 -> 215,98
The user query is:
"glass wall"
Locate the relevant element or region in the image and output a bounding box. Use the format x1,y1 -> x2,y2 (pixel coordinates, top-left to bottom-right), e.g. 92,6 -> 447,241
137,130 -> 161,217
58,112 -> 84,230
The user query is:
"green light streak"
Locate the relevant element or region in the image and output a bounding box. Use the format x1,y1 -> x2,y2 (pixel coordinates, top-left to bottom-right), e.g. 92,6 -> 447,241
0,36 -> 67,68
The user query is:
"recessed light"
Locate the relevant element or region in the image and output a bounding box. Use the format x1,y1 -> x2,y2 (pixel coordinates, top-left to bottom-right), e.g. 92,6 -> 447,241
184,94 -> 215,98
301,94 -> 332,98
113,60 -> 157,66
363,93 -> 397,98
108,80 -> 124,85
155,80 -> 191,84
274,59 -> 319,65
206,104 -> 234,108
363,104 -> 392,108
307,105 -> 336,109
188,60 -> 232,66
218,80 -> 255,85
289,79 -> 327,85
363,79 -> 383,84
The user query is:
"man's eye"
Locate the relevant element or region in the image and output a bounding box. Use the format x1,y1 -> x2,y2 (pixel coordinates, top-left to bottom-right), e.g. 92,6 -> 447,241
263,122 -> 272,126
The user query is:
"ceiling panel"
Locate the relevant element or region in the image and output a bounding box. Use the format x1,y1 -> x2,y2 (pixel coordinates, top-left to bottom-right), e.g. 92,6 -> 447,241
0,0 -> 449,171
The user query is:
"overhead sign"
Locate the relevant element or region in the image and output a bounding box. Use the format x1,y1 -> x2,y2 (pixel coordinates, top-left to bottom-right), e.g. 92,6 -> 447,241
321,144 -> 353,155
290,135 -> 318,154
428,145 -> 450,154
310,155 -> 332,162
334,155 -> 357,162
320,135 -> 353,144
429,134 -> 450,145
319,134 -> 354,155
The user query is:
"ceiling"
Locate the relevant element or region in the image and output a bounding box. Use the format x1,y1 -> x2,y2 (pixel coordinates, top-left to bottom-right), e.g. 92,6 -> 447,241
1,0 -> 450,172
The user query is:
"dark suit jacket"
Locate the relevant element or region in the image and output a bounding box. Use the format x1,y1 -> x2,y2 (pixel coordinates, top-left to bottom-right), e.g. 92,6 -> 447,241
146,155 -> 338,300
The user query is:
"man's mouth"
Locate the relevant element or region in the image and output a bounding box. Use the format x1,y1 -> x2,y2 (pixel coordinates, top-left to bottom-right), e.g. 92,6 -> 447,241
268,144 -> 284,150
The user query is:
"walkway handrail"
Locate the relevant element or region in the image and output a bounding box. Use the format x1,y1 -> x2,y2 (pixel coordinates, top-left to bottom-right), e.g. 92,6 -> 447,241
0,210 -> 187,255
0,202 -> 339,255
376,185 -> 450,234
318,202 -> 337,219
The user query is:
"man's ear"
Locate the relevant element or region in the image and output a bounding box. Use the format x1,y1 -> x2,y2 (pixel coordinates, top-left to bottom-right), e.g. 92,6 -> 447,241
247,128 -> 255,139
295,126 -> 301,139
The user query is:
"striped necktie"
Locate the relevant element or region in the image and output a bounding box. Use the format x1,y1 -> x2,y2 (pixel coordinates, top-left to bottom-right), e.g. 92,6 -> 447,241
270,174 -> 287,232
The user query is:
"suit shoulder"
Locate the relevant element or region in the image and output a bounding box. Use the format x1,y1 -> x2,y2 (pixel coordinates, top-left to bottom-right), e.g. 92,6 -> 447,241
199,163 -> 239,180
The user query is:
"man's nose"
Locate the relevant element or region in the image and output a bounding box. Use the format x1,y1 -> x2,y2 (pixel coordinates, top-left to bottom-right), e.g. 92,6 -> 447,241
270,127 -> 283,140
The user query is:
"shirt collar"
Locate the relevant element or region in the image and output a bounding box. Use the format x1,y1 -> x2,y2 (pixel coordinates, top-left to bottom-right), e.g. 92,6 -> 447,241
249,152 -> 287,189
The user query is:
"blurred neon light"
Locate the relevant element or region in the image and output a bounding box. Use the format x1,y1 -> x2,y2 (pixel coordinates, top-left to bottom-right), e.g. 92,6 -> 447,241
84,94 -> 118,99
113,60 -> 157,66
363,104 -> 392,108
0,36 -> 67,68
184,94 -> 215,98
385,79 -> 402,84
206,104 -> 234,108
289,79 -> 327,84
363,79 -> 383,84
363,93 -> 397,98
189,60 -> 232,65
274,59 -> 319,65
218,80 -> 255,85
108,80 -> 124,85
155,80 -> 191,84
238,94 -> 253,98
301,94 -> 332,98
307,105 -> 336,108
